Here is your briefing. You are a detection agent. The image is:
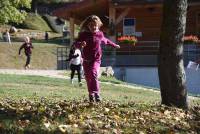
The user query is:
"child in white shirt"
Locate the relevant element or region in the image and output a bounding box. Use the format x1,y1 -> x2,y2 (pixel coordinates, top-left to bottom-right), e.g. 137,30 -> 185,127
67,45 -> 82,86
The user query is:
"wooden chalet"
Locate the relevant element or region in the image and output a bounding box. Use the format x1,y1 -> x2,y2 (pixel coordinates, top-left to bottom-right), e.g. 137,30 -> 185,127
53,0 -> 200,66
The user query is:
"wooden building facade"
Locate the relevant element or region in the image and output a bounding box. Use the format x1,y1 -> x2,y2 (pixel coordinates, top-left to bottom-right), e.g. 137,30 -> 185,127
53,0 -> 200,56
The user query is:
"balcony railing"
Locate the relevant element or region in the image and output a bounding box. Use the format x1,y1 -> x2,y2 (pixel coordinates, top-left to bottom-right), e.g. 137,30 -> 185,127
56,41 -> 200,69
102,41 -> 200,67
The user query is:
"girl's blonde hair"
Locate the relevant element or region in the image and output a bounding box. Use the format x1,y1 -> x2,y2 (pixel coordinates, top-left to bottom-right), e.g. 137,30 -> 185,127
80,15 -> 103,31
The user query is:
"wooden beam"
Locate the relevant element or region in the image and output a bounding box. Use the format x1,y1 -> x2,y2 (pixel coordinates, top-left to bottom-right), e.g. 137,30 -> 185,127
109,4 -> 116,41
195,11 -> 200,35
189,2 -> 200,6
69,17 -> 75,45
109,5 -> 116,24
113,3 -> 162,9
115,8 -> 131,25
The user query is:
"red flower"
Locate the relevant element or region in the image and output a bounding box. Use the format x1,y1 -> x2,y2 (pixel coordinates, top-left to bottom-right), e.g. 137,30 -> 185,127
117,36 -> 137,46
183,35 -> 199,43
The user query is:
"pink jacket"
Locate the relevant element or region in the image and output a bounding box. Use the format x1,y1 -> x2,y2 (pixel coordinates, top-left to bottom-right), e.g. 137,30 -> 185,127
74,31 -> 117,62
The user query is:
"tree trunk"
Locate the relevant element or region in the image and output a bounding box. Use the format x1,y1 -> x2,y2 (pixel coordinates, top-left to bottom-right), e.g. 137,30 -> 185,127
158,0 -> 188,109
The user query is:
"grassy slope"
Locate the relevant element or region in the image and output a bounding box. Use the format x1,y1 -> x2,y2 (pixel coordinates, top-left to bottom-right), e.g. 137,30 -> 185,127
0,42 -> 60,69
22,13 -> 52,31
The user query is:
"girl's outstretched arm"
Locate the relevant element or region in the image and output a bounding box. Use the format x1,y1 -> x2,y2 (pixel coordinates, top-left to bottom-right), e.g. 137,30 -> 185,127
101,33 -> 120,48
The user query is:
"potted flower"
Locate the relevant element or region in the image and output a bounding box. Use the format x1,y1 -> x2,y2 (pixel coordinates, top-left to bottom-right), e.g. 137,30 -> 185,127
183,35 -> 199,51
117,35 -> 138,46
183,35 -> 199,44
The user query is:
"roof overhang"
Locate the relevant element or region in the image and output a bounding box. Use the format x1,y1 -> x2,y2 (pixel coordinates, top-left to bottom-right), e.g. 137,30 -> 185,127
53,0 -> 109,24
52,0 -> 200,26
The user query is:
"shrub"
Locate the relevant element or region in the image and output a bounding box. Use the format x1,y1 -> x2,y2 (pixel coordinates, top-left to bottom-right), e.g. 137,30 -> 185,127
22,13 -> 52,31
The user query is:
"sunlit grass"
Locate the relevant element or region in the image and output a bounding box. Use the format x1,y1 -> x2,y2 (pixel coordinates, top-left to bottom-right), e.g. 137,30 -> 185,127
0,74 -> 199,105
0,74 -> 161,104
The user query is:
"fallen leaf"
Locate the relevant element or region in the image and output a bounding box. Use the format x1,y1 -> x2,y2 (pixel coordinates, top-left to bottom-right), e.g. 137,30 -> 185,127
58,124 -> 71,133
44,121 -> 51,128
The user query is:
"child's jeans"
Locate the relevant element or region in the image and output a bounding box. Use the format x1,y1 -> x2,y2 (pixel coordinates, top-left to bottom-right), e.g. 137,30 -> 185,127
83,60 -> 100,96
70,64 -> 81,82
25,54 -> 31,66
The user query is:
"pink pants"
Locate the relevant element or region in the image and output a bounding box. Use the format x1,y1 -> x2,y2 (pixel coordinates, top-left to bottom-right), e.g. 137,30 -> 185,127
83,60 -> 100,95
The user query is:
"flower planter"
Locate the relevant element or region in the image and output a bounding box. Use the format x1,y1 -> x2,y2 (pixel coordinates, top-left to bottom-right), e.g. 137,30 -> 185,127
117,36 -> 137,46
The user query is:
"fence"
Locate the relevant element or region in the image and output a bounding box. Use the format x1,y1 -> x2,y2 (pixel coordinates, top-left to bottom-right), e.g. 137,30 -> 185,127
183,45 -> 200,66
102,42 -> 200,67
57,42 -> 200,69
102,41 -> 159,67
57,47 -> 70,70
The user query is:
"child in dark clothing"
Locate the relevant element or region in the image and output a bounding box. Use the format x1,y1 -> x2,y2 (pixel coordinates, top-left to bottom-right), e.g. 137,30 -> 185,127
67,45 -> 82,86
45,31 -> 49,42
19,36 -> 34,69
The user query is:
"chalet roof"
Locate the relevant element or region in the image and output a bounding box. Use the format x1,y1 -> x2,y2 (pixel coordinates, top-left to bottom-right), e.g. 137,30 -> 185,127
52,0 -> 163,23
113,0 -> 198,2
52,0 -> 200,26
111,0 -> 199,6
53,0 -> 109,24
112,0 -> 163,4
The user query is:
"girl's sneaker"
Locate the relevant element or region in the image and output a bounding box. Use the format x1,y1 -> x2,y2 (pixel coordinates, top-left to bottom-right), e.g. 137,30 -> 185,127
94,93 -> 101,102
27,64 -> 31,68
79,82 -> 83,87
24,66 -> 28,70
89,95 -> 94,102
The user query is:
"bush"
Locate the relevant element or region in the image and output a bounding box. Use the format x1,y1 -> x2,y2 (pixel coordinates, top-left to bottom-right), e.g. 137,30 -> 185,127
22,13 -> 52,31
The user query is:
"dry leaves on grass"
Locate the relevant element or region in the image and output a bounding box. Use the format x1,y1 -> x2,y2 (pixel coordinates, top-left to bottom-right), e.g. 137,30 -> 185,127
0,98 -> 199,133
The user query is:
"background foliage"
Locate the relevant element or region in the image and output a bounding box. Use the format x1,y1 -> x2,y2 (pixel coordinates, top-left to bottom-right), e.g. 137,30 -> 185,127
0,0 -> 31,24
22,13 -> 52,31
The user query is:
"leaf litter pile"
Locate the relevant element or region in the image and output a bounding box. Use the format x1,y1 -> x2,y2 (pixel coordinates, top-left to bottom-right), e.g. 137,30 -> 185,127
0,98 -> 199,133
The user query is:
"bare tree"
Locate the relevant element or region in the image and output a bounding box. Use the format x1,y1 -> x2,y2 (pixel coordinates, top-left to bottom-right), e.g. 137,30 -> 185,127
158,0 -> 188,109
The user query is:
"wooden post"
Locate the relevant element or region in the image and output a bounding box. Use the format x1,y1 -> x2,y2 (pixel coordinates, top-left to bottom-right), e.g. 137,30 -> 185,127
69,17 -> 75,45
108,1 -> 117,64
109,3 -> 116,42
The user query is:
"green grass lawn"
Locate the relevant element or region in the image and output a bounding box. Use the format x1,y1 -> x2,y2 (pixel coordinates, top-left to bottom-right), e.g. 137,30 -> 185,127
0,42 -> 62,69
0,73 -> 199,104
0,74 -> 199,133
0,74 -> 161,104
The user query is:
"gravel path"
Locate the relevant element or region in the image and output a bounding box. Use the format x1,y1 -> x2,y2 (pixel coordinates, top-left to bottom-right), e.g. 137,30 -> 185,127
0,69 -> 69,79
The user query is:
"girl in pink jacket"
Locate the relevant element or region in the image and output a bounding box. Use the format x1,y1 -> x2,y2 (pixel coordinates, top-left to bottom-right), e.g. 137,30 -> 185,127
74,15 -> 120,102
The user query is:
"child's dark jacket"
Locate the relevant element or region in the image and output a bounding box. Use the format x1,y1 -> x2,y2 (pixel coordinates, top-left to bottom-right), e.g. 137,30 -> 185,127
19,42 -> 33,56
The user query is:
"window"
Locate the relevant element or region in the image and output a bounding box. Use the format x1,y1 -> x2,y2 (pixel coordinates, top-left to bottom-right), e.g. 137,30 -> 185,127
123,18 -> 136,35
